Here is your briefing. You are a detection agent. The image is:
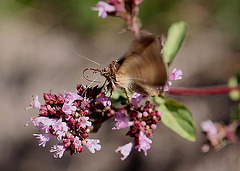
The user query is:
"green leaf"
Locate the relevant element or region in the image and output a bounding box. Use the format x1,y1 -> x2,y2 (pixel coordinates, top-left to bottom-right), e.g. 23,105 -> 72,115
153,96 -> 165,104
156,99 -> 196,142
163,21 -> 187,65
109,89 -> 127,104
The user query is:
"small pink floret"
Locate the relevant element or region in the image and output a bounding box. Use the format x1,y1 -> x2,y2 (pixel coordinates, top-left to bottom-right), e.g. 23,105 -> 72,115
33,133 -> 53,147
169,68 -> 183,81
25,95 -> 41,109
52,118 -> 68,140
115,142 -> 133,161
62,102 -> 77,115
131,92 -> 143,108
73,136 -> 82,148
64,91 -> 82,102
81,97 -> 92,108
112,112 -> 133,130
78,116 -> 92,128
96,93 -> 111,106
150,124 -> 157,130
164,81 -> 172,92
201,120 -> 218,140
92,1 -> 115,19
85,139 -> 101,153
50,144 -> 66,158
143,111 -> 148,117
135,131 -> 152,156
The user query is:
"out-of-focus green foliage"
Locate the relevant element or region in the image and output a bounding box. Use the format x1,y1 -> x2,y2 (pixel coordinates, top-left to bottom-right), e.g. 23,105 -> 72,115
228,71 -> 240,121
139,0 -> 181,32
230,104 -> 240,121
212,0 -> 240,39
1,0 -> 239,37
0,0 -> 25,18
0,0 -> 99,32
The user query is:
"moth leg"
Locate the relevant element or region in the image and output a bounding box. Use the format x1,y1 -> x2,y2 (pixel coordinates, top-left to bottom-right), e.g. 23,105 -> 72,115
123,88 -> 131,104
104,83 -> 114,99
102,85 -> 113,114
108,87 -> 113,99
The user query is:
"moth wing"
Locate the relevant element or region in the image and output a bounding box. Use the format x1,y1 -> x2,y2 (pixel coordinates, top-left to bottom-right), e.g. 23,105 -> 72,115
129,82 -> 161,96
116,32 -> 167,95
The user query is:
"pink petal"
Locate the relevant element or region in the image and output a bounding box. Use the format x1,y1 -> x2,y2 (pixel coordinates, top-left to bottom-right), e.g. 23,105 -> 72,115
131,92 -> 143,108
73,136 -> 82,148
50,144 -> 66,158
92,1 -> 115,19
115,142 -> 133,161
85,139 -> 101,153
78,116 -> 92,128
25,95 -> 41,109
201,120 -> 218,140
96,93 -> 111,106
33,133 -> 53,147
135,131 -> 152,156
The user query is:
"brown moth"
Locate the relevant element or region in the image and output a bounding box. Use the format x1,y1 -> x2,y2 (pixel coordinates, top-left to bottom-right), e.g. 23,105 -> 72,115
84,31 -> 168,98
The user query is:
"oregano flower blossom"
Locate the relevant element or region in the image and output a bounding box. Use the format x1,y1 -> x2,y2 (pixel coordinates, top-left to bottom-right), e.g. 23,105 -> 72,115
92,1 -> 115,18
114,93 -> 162,160
115,142 -> 133,161
164,68 -> 183,91
50,144 -> 66,158
25,95 -> 41,109
33,133 -> 53,147
92,0 -> 145,34
26,85 -> 114,158
25,72 -> 182,160
201,120 -> 238,152
85,139 -> 102,153
169,68 -> 183,81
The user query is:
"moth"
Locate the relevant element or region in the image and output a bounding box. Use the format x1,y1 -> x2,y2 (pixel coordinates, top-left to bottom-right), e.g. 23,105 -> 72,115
84,31 -> 168,98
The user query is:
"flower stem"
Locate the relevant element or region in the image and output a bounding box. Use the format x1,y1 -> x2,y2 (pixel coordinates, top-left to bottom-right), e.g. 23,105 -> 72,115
169,85 -> 240,95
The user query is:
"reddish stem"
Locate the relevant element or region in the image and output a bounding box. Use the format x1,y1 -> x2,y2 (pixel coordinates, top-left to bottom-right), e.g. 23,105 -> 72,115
169,85 -> 240,95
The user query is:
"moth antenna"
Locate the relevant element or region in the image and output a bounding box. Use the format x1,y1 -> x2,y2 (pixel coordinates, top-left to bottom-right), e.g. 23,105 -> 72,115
74,53 -> 103,67
83,68 -> 101,83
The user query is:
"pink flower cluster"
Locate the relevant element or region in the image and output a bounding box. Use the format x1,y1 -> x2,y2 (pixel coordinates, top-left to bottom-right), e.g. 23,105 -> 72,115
26,85 -> 163,160
26,85 -> 164,160
92,0 -> 145,34
114,93 -> 161,160
164,68 -> 183,91
200,120 -> 238,152
92,1 -> 116,19
26,85 -> 113,158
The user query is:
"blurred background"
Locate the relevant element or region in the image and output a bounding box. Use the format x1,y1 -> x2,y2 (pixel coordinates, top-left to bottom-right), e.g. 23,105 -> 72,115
0,0 -> 240,170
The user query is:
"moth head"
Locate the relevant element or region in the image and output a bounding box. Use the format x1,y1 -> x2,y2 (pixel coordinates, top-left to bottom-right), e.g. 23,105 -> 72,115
100,60 -> 119,80
83,60 -> 119,87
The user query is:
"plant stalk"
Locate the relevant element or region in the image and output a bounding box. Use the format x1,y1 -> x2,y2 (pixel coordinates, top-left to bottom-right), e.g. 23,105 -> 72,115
169,85 -> 240,95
